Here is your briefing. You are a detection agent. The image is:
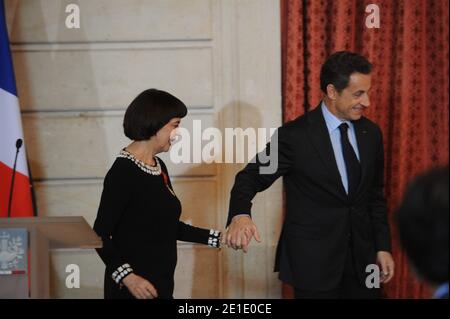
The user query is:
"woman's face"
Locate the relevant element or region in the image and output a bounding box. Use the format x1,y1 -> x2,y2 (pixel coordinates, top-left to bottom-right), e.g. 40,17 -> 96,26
154,117 -> 181,153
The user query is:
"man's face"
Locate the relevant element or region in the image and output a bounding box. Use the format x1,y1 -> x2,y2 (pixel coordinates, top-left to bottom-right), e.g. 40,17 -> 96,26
332,72 -> 372,121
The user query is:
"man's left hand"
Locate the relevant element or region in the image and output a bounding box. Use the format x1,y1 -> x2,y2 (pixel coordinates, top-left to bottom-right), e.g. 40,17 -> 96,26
377,251 -> 395,283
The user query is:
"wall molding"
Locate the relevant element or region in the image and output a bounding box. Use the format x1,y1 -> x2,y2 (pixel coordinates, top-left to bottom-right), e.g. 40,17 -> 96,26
11,40 -> 213,52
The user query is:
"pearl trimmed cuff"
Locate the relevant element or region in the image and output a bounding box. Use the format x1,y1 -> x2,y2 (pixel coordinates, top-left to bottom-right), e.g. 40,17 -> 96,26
112,263 -> 133,284
208,229 -> 221,248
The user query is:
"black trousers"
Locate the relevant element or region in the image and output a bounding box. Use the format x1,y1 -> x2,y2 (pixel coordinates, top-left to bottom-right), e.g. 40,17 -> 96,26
294,242 -> 381,299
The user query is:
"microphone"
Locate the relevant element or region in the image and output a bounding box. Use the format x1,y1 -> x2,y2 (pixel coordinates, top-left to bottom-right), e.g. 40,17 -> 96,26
7,138 -> 23,218
16,139 -> 23,149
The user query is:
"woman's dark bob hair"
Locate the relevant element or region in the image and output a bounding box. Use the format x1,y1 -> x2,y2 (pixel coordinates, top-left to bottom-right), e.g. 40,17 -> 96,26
123,89 -> 187,140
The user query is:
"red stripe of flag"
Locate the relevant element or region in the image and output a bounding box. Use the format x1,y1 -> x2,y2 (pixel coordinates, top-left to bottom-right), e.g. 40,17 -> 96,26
0,161 -> 34,217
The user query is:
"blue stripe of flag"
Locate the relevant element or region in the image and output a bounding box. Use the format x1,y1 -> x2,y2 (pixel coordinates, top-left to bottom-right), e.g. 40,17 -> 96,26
0,0 -> 17,97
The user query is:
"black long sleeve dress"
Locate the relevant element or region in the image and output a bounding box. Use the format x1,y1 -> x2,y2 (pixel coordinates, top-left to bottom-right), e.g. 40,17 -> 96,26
93,149 -> 220,299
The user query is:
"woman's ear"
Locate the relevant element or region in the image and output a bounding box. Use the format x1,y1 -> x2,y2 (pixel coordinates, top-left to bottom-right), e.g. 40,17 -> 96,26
169,128 -> 181,144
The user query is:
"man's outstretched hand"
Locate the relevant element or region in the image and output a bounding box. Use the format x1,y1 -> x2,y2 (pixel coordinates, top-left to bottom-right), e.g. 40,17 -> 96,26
223,215 -> 261,253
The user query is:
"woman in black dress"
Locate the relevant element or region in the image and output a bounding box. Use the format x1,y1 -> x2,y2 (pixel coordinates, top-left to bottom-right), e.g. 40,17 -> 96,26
93,89 -> 221,299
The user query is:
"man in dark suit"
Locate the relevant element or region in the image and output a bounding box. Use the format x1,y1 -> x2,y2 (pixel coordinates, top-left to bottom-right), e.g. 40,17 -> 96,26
224,51 -> 394,298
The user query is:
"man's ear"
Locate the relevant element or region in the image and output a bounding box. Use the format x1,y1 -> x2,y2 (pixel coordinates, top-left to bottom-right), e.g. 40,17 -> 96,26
326,84 -> 338,100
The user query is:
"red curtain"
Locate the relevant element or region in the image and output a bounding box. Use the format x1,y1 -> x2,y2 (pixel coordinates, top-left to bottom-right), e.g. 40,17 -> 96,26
281,0 -> 449,298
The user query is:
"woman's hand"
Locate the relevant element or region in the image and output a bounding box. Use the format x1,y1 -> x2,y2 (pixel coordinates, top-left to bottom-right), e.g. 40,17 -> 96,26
122,273 -> 158,299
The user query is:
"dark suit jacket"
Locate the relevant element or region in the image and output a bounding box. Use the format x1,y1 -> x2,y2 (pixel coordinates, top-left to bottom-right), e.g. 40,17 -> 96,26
227,104 -> 392,291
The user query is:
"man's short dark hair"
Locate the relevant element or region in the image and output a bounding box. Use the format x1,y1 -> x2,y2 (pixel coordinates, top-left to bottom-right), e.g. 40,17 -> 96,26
123,89 -> 187,141
320,51 -> 373,93
396,166 -> 449,286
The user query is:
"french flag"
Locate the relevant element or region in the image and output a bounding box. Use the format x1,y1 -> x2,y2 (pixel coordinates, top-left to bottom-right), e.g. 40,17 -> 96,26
0,0 -> 34,218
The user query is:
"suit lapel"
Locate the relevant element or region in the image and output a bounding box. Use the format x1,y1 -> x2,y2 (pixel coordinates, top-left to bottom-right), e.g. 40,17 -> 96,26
352,119 -> 370,197
306,105 -> 348,200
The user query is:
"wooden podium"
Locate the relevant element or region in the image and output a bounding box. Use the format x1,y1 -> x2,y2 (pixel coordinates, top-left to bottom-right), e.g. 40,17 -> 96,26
0,216 -> 102,299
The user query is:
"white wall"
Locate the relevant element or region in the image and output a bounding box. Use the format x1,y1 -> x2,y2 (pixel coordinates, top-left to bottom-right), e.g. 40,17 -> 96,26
7,0 -> 282,298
